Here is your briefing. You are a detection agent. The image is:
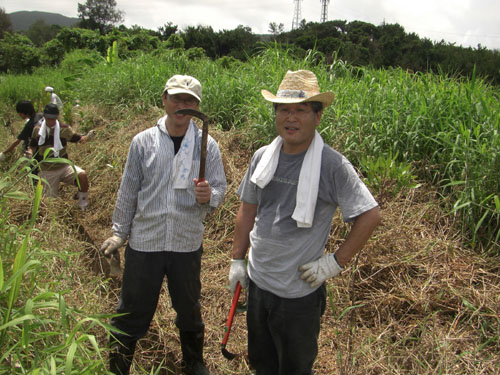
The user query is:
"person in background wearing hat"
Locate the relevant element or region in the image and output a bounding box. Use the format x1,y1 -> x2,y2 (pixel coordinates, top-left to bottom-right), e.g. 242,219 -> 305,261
228,70 -> 381,374
27,103 -> 96,210
0,100 -> 43,162
100,74 -> 227,375
45,86 -> 64,110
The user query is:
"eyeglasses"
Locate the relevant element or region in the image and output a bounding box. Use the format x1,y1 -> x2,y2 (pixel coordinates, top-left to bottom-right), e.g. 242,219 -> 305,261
276,107 -> 313,118
168,95 -> 198,106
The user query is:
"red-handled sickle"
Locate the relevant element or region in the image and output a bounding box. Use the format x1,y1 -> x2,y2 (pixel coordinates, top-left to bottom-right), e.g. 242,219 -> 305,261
221,281 -> 242,360
174,108 -> 209,182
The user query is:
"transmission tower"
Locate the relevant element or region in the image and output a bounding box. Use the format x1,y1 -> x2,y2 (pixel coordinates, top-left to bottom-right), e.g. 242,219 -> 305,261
292,0 -> 303,30
320,0 -> 330,23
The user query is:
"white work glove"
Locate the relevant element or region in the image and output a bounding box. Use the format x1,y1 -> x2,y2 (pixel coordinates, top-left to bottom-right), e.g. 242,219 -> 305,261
100,235 -> 126,257
229,259 -> 249,294
0,152 -> 5,161
85,129 -> 97,140
299,254 -> 344,288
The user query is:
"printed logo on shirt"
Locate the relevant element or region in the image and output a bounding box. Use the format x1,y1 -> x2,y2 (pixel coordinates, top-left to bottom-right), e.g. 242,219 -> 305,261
272,176 -> 298,186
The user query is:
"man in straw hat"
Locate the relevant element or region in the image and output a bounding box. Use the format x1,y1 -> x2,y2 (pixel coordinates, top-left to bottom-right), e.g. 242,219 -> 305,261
101,74 -> 227,375
228,70 -> 381,374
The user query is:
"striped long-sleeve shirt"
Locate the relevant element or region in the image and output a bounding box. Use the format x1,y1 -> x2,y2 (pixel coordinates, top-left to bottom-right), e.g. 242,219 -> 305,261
112,118 -> 227,253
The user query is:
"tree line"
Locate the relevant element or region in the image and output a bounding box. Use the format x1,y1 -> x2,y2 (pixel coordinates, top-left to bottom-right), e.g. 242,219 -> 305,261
1,1 -> 499,85
278,20 -> 500,85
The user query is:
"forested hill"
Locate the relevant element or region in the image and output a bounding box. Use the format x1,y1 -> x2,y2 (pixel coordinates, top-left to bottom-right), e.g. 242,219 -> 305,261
8,11 -> 79,31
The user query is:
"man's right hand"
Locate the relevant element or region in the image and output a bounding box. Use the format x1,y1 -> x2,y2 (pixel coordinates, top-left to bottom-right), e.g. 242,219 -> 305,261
229,259 -> 249,294
100,235 -> 126,257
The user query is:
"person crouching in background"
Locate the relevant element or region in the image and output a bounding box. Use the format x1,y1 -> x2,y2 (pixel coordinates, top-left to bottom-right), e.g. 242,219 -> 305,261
28,103 -> 96,210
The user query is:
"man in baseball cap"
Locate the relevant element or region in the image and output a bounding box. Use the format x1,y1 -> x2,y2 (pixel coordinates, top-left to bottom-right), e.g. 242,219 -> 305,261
102,74 -> 227,375
163,74 -> 202,102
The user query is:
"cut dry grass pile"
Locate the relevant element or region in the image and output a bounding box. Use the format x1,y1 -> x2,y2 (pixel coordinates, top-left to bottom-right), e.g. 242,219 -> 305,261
324,188 -> 500,375
4,105 -> 499,374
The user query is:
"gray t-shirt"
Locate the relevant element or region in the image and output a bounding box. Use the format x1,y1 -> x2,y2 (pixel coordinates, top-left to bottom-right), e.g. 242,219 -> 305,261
238,144 -> 378,298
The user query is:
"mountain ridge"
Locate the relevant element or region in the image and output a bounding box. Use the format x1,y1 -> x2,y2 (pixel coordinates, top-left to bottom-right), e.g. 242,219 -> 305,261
8,11 -> 79,31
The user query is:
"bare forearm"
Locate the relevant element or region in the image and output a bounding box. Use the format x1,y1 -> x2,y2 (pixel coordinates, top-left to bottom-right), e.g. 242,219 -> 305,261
232,202 -> 257,259
335,206 -> 381,267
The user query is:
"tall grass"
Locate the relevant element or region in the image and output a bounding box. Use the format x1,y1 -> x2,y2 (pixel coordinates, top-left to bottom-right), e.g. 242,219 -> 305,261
320,62 -> 500,250
0,46 -> 498,250
0,158 -> 113,374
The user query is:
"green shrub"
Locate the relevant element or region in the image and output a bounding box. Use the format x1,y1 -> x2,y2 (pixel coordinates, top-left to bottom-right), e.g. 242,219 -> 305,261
164,33 -> 184,49
360,152 -> 420,195
56,28 -> 107,55
0,33 -> 40,73
40,39 -> 65,66
60,49 -> 104,73
216,56 -> 240,69
186,47 -> 206,60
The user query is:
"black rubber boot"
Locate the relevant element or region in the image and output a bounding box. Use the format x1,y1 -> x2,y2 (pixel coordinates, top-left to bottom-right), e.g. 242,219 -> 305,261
180,330 -> 210,375
109,339 -> 137,375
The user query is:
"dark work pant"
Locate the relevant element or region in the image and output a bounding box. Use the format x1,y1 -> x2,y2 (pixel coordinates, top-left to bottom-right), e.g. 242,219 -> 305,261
110,244 -> 204,347
247,280 -> 327,375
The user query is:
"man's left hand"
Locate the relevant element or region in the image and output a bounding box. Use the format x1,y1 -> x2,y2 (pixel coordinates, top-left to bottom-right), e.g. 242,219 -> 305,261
194,179 -> 211,204
299,253 -> 344,288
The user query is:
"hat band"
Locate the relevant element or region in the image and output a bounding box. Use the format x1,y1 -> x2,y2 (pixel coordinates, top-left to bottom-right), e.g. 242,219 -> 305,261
277,89 -> 317,99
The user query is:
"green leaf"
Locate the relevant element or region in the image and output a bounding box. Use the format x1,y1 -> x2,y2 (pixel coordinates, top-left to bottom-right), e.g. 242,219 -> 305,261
0,255 -> 3,291
0,314 -> 36,331
65,341 -> 77,374
338,304 -> 365,320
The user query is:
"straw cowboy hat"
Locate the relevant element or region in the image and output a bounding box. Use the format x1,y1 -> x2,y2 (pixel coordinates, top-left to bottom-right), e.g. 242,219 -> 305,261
261,70 -> 334,107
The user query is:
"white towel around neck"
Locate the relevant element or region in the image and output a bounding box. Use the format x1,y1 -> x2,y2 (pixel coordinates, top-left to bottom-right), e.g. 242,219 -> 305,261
250,131 -> 324,228
38,118 -> 63,157
158,115 -> 196,189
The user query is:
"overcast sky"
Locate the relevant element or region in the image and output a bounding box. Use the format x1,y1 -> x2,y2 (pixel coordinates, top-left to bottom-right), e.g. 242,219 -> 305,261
3,0 -> 500,50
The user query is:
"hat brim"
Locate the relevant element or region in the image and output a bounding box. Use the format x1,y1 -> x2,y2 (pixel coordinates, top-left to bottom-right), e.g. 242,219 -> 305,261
261,90 -> 334,107
165,88 -> 201,102
43,114 -> 59,119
